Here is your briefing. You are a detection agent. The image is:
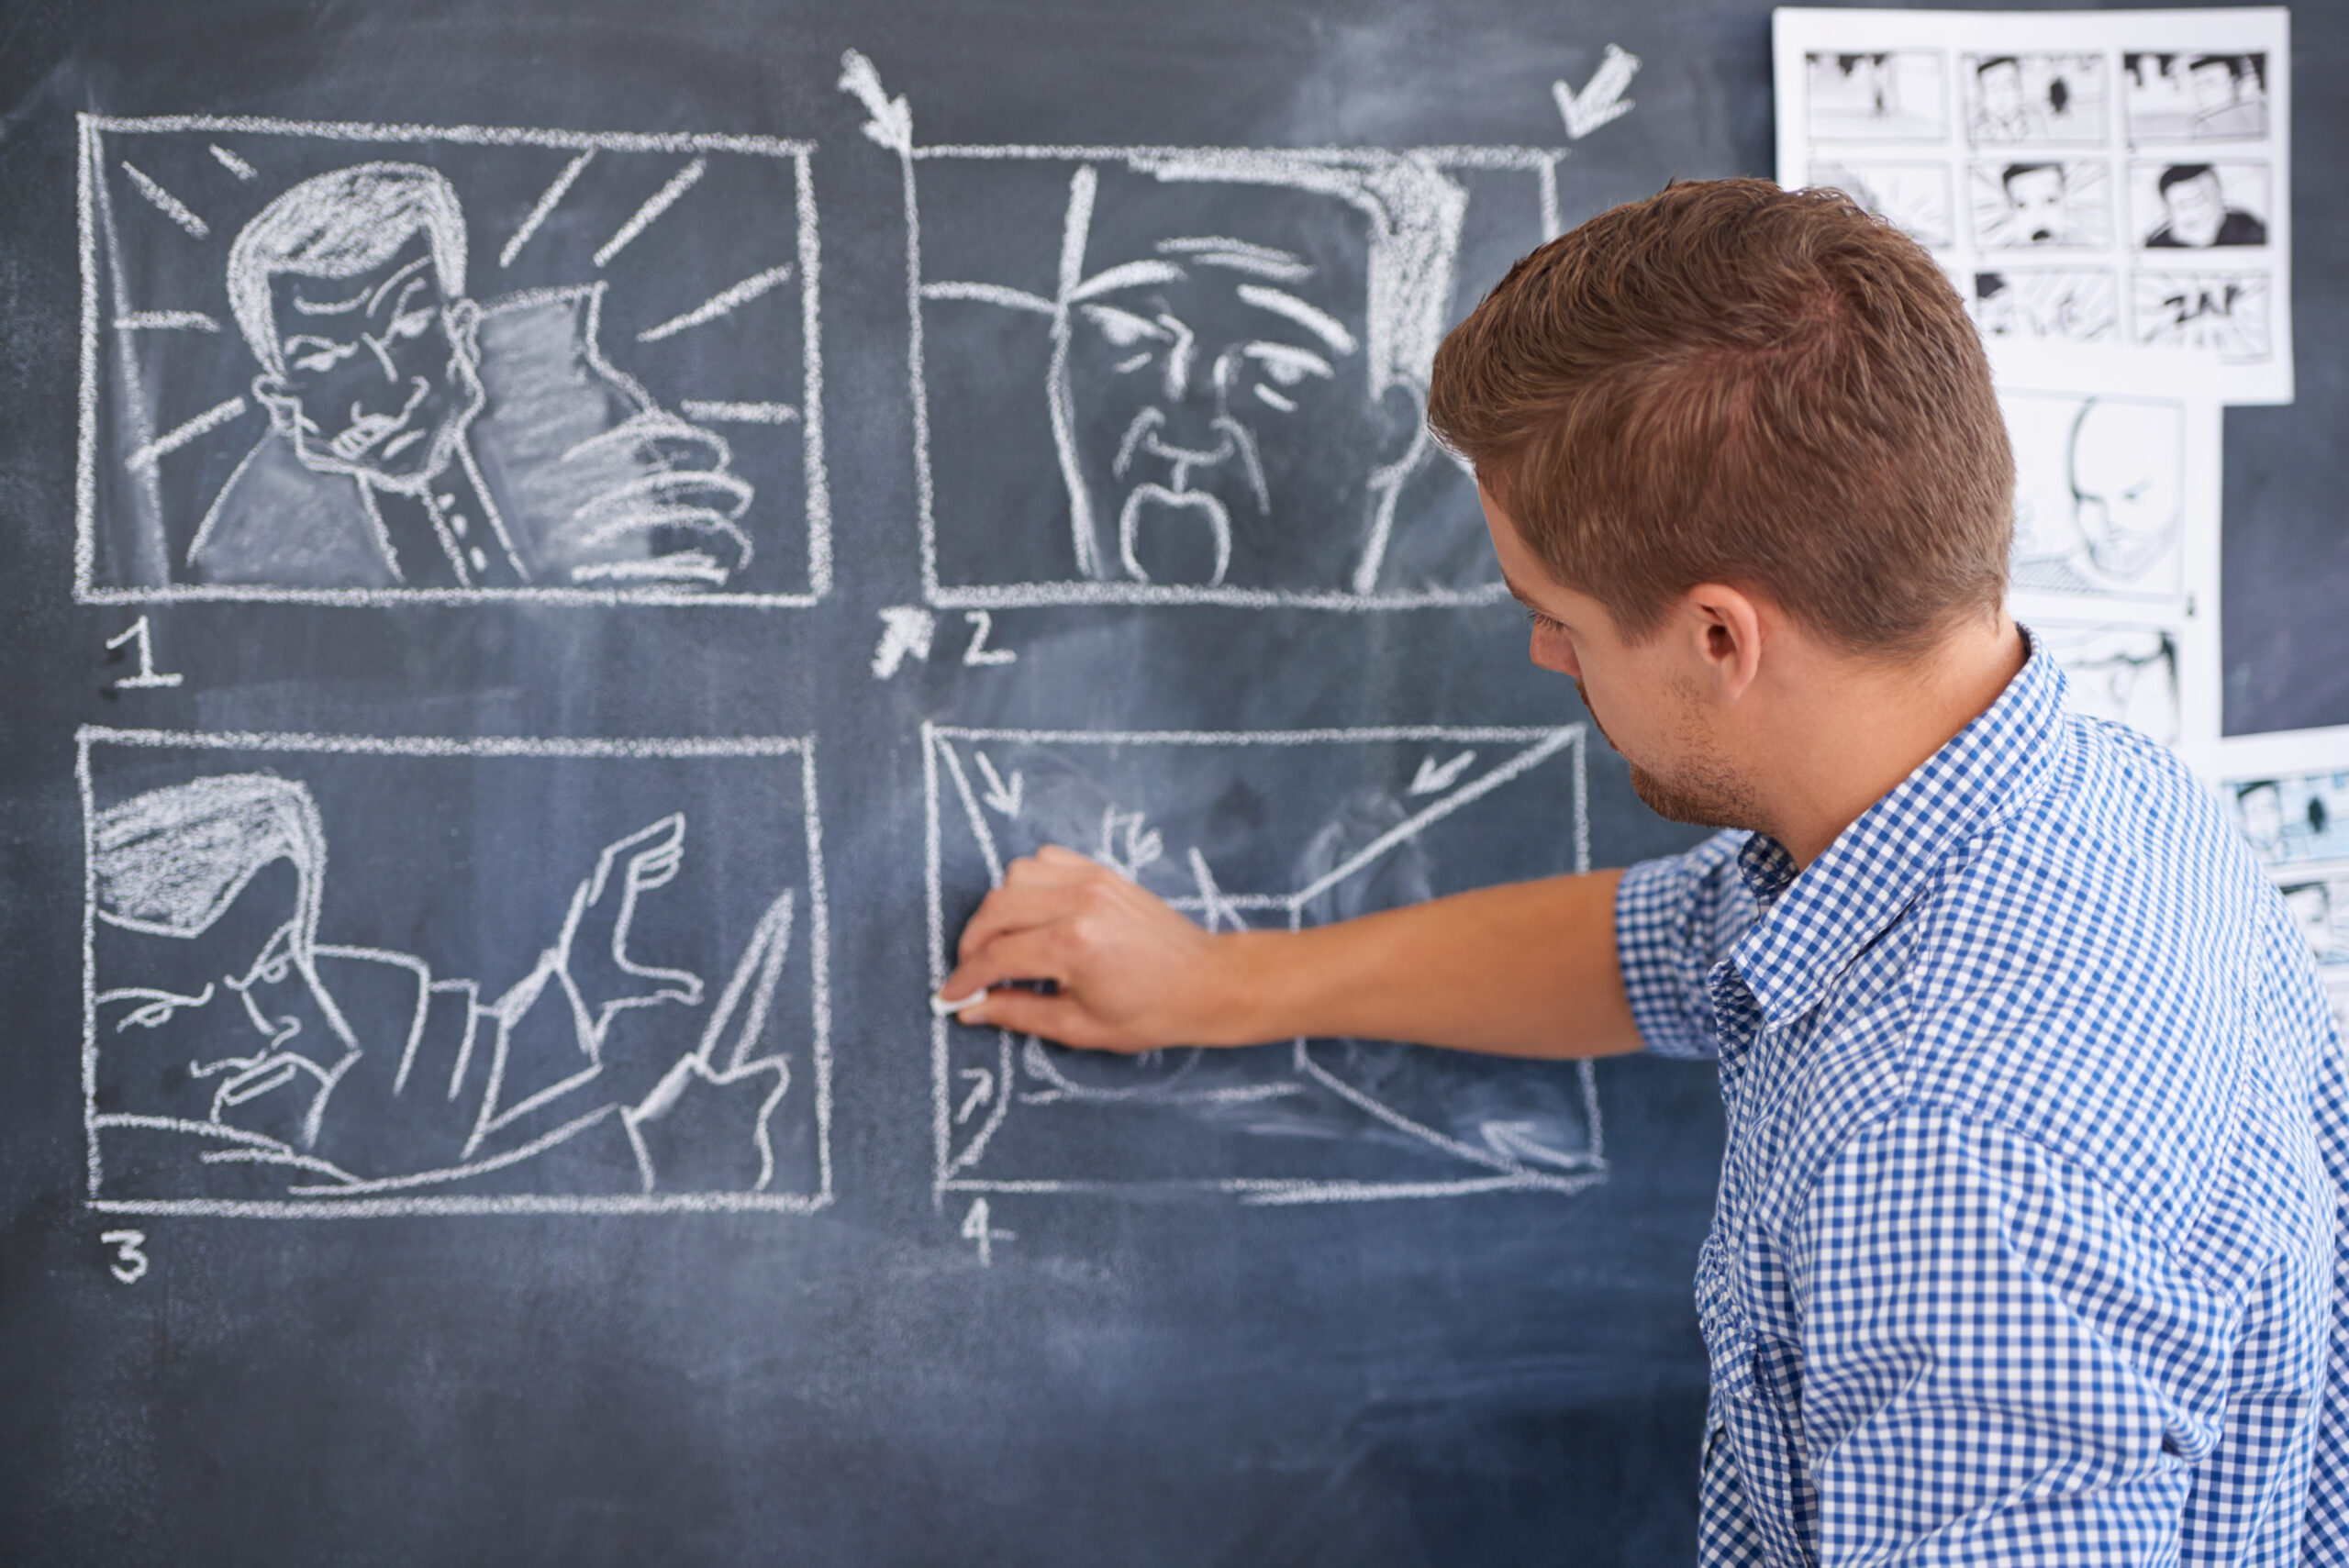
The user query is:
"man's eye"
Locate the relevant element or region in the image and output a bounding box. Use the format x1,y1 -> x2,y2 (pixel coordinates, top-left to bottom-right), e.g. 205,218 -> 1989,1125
287,339 -> 352,374
120,1001 -> 179,1031
388,308 -> 435,341
1244,343 -> 1334,387
1080,306 -> 1165,350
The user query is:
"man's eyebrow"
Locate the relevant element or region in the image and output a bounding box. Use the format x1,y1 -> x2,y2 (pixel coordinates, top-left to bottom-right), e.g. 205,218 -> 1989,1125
1068,260 -> 1186,303
1155,237 -> 1312,283
1235,284 -> 1357,355
289,285 -> 369,317
366,255 -> 434,316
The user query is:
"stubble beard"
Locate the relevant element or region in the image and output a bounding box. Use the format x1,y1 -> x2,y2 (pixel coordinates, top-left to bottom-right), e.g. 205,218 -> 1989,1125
1580,679 -> 1766,834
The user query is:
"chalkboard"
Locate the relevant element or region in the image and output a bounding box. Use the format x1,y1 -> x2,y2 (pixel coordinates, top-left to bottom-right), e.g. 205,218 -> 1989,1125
0,2 -> 2333,1562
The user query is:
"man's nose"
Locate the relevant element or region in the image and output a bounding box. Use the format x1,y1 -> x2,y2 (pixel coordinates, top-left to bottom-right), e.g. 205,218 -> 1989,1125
360,329 -> 401,383
1157,315 -> 1197,404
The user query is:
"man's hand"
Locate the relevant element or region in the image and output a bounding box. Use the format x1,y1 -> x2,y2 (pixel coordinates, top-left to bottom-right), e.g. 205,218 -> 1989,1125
938,846 -> 1645,1063
938,846 -> 1239,1050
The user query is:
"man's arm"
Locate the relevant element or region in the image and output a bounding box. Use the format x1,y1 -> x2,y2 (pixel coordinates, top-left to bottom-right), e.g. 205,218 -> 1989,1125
937,844 -> 1642,1060
1792,1107 -> 2209,1562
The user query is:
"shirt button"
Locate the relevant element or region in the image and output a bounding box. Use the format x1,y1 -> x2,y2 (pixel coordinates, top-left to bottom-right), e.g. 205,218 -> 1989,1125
469,547 -> 489,573
448,512 -> 469,538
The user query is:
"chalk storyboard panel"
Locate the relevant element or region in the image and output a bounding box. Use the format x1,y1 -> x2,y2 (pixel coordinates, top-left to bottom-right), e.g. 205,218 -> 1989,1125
0,1 -> 2337,1562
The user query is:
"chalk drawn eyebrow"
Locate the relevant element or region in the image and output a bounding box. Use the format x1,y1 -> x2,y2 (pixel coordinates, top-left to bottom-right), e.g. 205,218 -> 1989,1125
289,286 -> 369,317
366,256 -> 434,316
121,161 -> 208,238
1156,236 -> 1313,282
637,262 -> 796,343
921,280 -> 1056,314
1235,284 -> 1356,354
96,984 -> 217,1030
209,143 -> 258,181
1077,302 -> 1170,346
1069,260 -> 1186,302
595,156 -> 707,267
1243,341 -> 1335,381
501,149 -> 595,269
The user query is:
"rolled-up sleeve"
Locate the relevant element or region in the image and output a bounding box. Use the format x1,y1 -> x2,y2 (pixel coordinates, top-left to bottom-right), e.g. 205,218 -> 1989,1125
1614,829 -> 1754,1060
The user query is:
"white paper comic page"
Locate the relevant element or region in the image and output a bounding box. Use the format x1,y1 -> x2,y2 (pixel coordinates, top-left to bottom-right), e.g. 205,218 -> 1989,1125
1776,8 -> 2290,406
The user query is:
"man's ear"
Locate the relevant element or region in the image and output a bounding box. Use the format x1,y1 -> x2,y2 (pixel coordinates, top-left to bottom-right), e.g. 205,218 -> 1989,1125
250,374 -> 302,437
440,297 -> 482,362
1683,582 -> 1767,702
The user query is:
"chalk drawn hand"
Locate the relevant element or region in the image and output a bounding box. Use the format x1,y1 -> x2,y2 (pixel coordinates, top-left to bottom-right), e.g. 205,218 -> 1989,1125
558,409 -> 755,587
940,844 -> 1232,1052
559,813 -> 707,1036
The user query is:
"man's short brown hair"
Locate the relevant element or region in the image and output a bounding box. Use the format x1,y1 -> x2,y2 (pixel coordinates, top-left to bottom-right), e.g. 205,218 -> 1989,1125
1427,178 -> 2012,658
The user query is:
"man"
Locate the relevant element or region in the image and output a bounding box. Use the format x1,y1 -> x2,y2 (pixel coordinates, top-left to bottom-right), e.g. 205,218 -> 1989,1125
192,161 -> 754,591
941,181 -> 2346,1562
2146,163 -> 2267,249
1988,161 -> 2097,247
1968,56 -> 2050,142
2010,396 -> 2183,595
924,152 -> 1473,595
91,773 -> 796,1198
2188,54 -> 2269,139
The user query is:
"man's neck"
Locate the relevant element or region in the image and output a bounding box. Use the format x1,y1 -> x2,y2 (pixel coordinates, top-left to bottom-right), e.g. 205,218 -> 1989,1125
1751,616 -> 2029,869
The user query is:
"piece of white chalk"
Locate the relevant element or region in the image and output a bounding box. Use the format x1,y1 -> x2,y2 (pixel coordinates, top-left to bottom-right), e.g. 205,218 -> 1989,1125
930,989 -> 988,1017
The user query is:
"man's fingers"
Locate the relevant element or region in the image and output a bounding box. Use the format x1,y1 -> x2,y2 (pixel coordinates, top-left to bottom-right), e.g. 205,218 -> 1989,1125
954,882 -> 1086,964
954,852 -> 1119,961
939,927 -> 1072,1013
957,988 -> 1109,1050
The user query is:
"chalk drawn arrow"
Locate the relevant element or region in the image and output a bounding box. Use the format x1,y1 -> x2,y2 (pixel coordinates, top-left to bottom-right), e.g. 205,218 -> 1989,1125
871,606 -> 936,679
974,751 -> 1024,818
956,1067 -> 995,1125
840,50 -> 914,155
1408,750 -> 1479,796
1553,44 -> 1641,140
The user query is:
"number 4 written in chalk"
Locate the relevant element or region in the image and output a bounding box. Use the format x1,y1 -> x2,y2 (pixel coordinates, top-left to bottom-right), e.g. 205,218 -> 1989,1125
961,1198 -> 1014,1266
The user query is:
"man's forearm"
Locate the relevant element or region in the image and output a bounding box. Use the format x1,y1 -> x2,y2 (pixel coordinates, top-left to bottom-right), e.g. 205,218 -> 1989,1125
1205,871 -> 1642,1059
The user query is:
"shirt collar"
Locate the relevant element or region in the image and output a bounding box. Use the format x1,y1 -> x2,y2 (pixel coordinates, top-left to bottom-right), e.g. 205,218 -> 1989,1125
1727,627 -> 2067,1029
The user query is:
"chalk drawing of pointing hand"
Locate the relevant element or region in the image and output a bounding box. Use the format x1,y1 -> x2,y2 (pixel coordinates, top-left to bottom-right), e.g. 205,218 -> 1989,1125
556,813 -> 707,1040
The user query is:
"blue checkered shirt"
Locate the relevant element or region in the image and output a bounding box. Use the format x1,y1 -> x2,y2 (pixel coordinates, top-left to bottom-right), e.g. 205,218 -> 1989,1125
1615,636 -> 2349,1564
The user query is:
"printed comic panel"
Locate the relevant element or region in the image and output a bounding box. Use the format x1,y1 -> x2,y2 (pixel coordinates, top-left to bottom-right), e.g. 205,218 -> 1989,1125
1806,50 -> 1948,140
2122,51 -> 2271,142
2000,389 -> 2185,604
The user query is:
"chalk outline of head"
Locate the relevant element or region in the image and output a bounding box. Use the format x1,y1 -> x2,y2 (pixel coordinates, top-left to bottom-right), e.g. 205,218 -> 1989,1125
227,161 -> 486,489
